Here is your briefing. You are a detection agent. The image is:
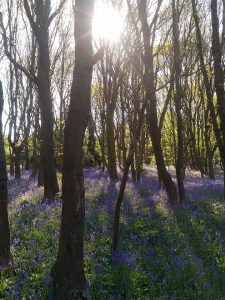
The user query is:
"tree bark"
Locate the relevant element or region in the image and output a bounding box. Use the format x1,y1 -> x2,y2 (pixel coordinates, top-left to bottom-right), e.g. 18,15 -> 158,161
172,0 -> 185,202
14,146 -> 22,179
52,0 -> 95,298
22,0 -> 59,200
112,96 -> 149,252
138,0 -> 177,203
211,0 -> 225,196
106,113 -> 118,179
37,23 -> 59,201
192,0 -> 225,196
0,80 -> 11,271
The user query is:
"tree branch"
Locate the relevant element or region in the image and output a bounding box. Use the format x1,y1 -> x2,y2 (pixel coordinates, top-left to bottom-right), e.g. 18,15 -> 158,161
92,47 -> 105,65
23,0 -> 40,39
0,12 -> 39,85
48,0 -> 67,24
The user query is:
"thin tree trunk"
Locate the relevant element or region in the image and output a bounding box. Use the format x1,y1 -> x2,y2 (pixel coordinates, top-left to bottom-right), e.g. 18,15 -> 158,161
192,0 -> 225,172
0,80 -> 11,271
24,141 -> 30,170
14,146 -> 22,179
106,113 -> 118,180
172,0 -> 185,201
9,148 -> 14,177
138,0 -> 177,203
112,83 -> 151,252
38,37 -> 59,201
23,0 -> 59,201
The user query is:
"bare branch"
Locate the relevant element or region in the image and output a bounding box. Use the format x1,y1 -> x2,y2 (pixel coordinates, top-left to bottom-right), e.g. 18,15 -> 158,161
0,12 -> 38,85
23,0 -> 40,39
48,0 -> 67,24
92,47 -> 104,65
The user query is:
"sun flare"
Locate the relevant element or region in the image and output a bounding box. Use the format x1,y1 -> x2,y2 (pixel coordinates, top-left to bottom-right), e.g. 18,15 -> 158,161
93,2 -> 123,42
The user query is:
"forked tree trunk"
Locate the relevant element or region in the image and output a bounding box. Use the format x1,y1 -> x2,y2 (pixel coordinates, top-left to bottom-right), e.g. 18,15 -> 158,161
138,0 -> 177,203
112,92 -> 150,252
0,80 -> 11,271
52,1 -> 95,298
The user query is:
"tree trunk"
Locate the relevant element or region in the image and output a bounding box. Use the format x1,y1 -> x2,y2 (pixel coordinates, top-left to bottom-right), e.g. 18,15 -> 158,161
38,161 -> 44,187
208,154 -> 215,180
52,1 -> 95,298
22,0 -> 59,201
30,109 -> 39,179
211,0 -> 225,197
131,160 -> 136,181
9,146 -> 14,177
106,113 -> 118,180
38,35 -> 59,200
172,0 -> 185,202
24,140 -> 30,170
112,92 -> 150,252
192,0 -> 225,178
112,152 -> 133,253
14,146 -> 22,179
138,0 -> 177,203
0,80 -> 11,271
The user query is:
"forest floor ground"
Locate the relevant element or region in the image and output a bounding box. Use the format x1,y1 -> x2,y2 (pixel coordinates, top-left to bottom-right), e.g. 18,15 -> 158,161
0,168 -> 225,299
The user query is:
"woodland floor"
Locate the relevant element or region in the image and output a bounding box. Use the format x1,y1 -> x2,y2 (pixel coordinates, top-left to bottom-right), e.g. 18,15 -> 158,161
0,168 -> 225,299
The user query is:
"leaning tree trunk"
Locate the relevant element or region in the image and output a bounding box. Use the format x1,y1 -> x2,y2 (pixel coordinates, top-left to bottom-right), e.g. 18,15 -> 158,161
0,80 -> 11,271
138,0 -> 177,203
52,0 -> 96,298
112,96 -> 149,252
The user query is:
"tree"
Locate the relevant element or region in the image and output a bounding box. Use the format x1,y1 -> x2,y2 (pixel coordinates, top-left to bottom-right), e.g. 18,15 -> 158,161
172,0 -> 185,201
98,43 -> 122,180
23,0 -> 63,201
52,0 -> 102,298
192,0 -> 225,189
138,0 -> 177,203
211,0 -> 225,197
0,80 -> 11,272
0,0 -> 68,200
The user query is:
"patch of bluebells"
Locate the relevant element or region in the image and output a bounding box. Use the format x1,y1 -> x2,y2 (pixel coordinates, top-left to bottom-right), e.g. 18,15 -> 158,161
1,168 -> 225,299
8,171 -> 42,203
112,251 -> 135,267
